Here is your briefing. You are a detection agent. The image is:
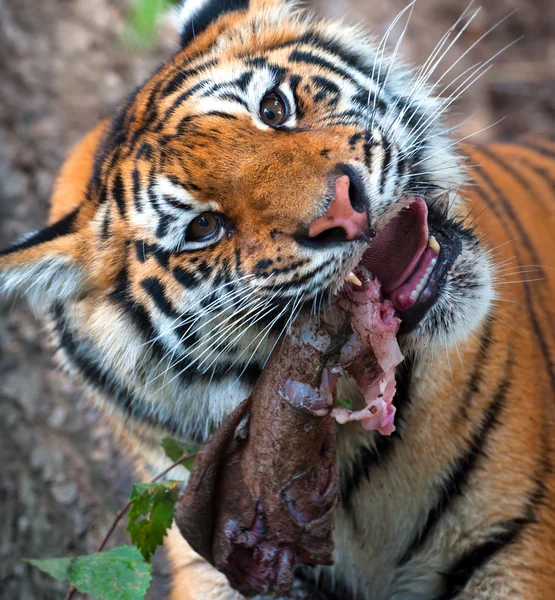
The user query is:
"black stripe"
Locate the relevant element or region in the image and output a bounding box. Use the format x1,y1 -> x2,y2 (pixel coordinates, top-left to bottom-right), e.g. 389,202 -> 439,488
205,111 -> 239,120
437,519 -> 532,599
474,147 -> 545,277
363,132 -> 374,170
398,346 -> 513,566
205,72 -> 254,95
135,241 -> 148,263
215,93 -> 250,109
270,30 -> 384,86
289,50 -> 355,82
173,266 -> 201,289
294,567 -> 361,600
213,258 -> 232,288
288,75 -> 305,119
379,137 -> 393,194
141,277 -> 178,318
235,71 -> 253,91
153,247 -> 170,269
351,88 -> 387,115
132,168 -> 143,213
133,241 -> 171,269
100,209 -> 111,241
259,261 -> 331,295
458,317 -> 495,420
0,209 -> 79,257
437,491 -> 541,600
349,132 -> 362,147
471,161 -> 555,394
164,81 -> 208,120
112,171 -> 127,217
161,59 -> 219,97
155,214 -> 171,239
51,302 -> 179,433
91,86 -> 141,187
265,260 -> 309,276
517,154 -> 555,194
109,272 -> 260,395
479,144 -> 554,222
312,75 -> 340,103
519,138 -> 555,160
137,142 -> 154,161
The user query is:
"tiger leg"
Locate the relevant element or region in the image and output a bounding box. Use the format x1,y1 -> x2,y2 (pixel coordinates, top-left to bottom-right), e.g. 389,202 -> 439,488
165,525 -> 244,600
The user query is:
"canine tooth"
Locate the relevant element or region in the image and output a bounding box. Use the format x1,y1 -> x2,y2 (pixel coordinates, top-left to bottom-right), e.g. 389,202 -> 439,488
428,236 -> 441,254
431,258 -> 437,267
410,290 -> 419,300
347,272 -> 363,287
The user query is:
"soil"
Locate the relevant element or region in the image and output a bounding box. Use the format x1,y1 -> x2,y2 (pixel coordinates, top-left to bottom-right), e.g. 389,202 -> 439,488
0,0 -> 553,598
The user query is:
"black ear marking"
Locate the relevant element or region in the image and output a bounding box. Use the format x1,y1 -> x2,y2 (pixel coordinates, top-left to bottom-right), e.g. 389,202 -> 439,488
179,0 -> 250,48
0,209 -> 79,258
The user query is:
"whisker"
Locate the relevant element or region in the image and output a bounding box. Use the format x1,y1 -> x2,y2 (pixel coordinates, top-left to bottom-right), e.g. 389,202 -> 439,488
495,278 -> 545,285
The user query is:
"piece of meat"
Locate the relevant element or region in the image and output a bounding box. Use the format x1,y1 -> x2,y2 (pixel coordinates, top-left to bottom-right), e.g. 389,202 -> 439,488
175,315 -> 348,596
175,275 -> 404,595
332,274 -> 403,436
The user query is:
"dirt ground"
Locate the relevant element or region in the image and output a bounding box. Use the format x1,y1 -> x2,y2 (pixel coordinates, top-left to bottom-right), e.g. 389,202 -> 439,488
0,0 -> 553,598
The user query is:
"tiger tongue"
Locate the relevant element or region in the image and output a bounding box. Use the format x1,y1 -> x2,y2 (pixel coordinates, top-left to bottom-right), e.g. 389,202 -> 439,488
361,198 -> 429,293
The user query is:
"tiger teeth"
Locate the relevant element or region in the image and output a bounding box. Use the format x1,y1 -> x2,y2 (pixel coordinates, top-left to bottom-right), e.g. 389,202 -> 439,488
428,236 -> 441,254
346,272 -> 363,287
409,258 -> 438,302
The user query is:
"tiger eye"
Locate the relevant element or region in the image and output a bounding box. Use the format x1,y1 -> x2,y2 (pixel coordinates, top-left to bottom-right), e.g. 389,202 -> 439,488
260,92 -> 287,126
187,212 -> 219,241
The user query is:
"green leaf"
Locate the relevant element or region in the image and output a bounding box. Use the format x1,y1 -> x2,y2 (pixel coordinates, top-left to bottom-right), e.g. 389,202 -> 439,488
160,437 -> 199,471
126,0 -> 180,47
127,482 -> 180,561
129,0 -> 167,41
26,546 -> 151,600
337,397 -> 353,410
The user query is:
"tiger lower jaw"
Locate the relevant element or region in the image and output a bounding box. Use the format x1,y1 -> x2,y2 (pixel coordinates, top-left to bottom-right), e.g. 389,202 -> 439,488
398,238 -> 495,356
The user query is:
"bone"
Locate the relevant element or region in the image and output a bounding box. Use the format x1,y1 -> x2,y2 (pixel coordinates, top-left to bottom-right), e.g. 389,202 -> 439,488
175,314 -> 349,596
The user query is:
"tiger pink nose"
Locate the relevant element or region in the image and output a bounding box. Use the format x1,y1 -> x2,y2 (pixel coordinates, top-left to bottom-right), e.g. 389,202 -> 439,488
308,175 -> 368,241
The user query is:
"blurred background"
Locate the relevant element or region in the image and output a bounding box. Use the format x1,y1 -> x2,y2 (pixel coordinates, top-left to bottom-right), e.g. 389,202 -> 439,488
0,0 -> 553,598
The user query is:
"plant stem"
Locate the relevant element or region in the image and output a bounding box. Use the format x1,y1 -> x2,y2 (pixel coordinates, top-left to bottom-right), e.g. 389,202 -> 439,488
64,451 -> 197,600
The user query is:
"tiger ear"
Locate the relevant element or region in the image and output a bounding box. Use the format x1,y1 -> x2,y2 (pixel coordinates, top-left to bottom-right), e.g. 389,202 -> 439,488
0,210 -> 86,312
178,0 -> 250,47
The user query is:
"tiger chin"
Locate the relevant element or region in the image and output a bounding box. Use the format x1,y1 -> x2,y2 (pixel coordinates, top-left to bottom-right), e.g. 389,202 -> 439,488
2,0 -> 555,599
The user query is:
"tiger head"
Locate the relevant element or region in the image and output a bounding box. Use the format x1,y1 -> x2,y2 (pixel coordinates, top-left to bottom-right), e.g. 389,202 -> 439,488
0,0 -> 494,436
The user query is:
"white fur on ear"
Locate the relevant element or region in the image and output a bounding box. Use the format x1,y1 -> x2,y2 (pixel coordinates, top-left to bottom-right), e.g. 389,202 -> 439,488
0,257 -> 84,313
178,0 -> 249,46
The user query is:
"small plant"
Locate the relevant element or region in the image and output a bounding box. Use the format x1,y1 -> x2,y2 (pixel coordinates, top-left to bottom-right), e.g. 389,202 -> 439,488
126,0 -> 181,47
26,438 -> 199,600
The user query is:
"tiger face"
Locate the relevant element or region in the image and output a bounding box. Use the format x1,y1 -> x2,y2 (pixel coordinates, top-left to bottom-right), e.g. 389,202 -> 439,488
0,0 -> 494,436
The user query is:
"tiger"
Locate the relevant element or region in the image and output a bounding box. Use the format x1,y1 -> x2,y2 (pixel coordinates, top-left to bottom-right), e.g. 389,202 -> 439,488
1,0 -> 554,598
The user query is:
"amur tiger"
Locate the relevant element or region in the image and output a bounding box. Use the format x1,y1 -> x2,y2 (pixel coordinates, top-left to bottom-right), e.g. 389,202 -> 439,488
1,0 -> 554,598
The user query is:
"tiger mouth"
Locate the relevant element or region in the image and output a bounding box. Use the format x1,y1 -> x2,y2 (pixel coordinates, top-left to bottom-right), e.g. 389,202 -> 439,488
349,198 -> 462,332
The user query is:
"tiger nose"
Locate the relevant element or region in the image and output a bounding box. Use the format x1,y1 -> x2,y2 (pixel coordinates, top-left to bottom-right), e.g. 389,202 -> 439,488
308,175 -> 369,242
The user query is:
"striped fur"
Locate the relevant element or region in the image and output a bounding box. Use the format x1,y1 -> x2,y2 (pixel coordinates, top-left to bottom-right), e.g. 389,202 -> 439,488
1,0 -> 554,598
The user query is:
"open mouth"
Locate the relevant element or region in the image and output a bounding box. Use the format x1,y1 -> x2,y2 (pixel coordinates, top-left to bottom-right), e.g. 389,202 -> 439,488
348,198 -> 461,332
